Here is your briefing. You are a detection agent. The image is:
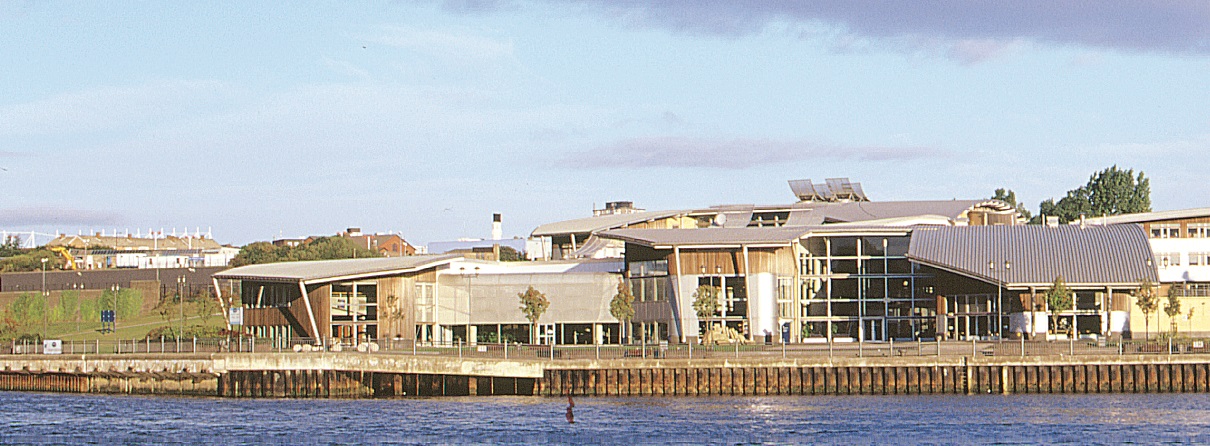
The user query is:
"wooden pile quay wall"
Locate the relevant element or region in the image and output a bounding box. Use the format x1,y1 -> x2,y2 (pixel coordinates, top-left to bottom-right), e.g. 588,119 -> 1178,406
539,356 -> 1210,396
7,353 -> 1210,398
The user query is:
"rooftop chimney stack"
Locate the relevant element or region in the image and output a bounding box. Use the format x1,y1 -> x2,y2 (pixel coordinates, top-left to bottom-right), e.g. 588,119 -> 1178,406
492,213 -> 502,240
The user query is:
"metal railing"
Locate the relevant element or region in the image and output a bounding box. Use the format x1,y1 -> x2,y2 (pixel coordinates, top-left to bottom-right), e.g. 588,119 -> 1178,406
6,336 -> 1210,360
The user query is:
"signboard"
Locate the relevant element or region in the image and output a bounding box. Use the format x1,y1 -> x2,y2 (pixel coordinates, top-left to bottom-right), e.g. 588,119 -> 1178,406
43,339 -> 62,355
229,307 -> 244,326
100,310 -> 115,323
1195,341 -> 1205,349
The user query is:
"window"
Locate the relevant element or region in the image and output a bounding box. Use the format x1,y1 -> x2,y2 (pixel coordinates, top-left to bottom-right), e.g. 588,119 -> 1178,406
1190,224 -> 1210,238
1152,224 -> 1180,239
1191,253 -> 1210,266
1156,253 -> 1180,268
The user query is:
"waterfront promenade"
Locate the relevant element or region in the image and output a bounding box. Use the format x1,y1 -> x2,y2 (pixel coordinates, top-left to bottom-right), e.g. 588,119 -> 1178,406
5,338 -> 1210,397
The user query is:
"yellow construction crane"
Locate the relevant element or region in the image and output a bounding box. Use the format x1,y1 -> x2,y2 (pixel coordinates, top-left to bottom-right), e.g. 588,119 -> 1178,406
48,246 -> 77,270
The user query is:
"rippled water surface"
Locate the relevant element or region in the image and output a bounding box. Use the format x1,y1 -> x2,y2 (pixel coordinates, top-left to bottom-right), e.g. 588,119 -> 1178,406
4,391 -> 1210,444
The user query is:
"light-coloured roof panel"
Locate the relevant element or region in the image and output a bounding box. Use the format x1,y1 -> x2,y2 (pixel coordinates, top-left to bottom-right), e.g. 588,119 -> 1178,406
1081,208 -> 1210,225
907,225 -> 1156,287
599,227 -> 811,247
530,210 -> 689,237
213,254 -> 461,283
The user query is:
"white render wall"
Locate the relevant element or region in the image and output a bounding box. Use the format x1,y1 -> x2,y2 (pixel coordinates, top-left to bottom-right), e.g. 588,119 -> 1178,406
1150,238 -> 1210,282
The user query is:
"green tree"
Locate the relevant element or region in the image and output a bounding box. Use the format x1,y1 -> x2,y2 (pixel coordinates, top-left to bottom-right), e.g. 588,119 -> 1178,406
1133,278 -> 1159,339
518,286 -> 549,344
0,249 -> 63,272
609,279 -> 635,343
192,289 -> 219,326
58,290 -> 80,324
1164,285 -> 1182,336
1035,166 -> 1151,224
0,235 -> 23,257
110,288 -> 144,320
1045,276 -> 1073,336
991,188 -> 1032,222
230,237 -> 381,266
9,293 -> 45,332
79,297 -> 99,326
499,246 -> 526,261
229,242 -> 286,267
692,285 -> 720,344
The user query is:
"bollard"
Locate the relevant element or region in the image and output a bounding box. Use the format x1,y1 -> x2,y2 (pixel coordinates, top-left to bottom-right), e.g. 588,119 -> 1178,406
828,339 -> 833,358
735,341 -> 740,359
596,344 -> 601,360
1119,341 -> 1123,356
1069,335 -> 1074,356
782,340 -> 786,359
936,339 -> 941,357
503,342 -> 508,359
413,340 -> 418,356
859,340 -> 863,358
971,339 -> 976,357
193,337 -> 197,353
1021,336 -> 1026,358
1169,337 -> 1173,356
551,343 -> 555,361
161,336 -> 165,353
688,341 -> 693,359
890,338 -> 894,357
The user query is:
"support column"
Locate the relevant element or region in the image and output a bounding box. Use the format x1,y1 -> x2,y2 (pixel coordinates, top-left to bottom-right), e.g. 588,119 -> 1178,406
674,246 -> 686,343
298,281 -> 321,343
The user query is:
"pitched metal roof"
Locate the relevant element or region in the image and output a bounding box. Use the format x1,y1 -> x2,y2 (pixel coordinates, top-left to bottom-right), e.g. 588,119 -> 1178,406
805,200 -> 1009,224
530,210 -> 689,237
1081,208 -> 1210,225
906,225 -> 1157,288
213,254 -> 461,284
599,227 -> 810,248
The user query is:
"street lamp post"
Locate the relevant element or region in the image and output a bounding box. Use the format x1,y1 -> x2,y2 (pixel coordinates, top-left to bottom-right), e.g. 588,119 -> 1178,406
110,284 -> 119,334
178,275 -> 186,344
41,257 -> 48,340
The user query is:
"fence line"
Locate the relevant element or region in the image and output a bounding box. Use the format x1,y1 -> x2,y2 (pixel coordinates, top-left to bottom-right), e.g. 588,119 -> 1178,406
4,337 -> 1210,360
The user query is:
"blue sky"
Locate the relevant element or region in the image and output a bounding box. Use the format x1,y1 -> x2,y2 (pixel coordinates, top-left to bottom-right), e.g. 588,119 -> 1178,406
1,1 -> 1208,247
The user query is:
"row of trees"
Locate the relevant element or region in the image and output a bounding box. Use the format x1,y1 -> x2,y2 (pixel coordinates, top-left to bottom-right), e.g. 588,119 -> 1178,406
992,165 -> 1151,224
230,236 -> 381,267
0,289 -> 143,340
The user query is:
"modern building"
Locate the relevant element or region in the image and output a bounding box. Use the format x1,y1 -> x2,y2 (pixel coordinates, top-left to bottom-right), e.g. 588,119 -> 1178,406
212,255 -> 623,347
600,224 -> 1156,344
530,178 -> 1022,261
1086,208 -> 1210,337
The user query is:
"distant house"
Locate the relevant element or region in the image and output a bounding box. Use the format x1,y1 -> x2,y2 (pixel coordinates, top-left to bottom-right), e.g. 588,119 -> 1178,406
273,227 -> 417,257
45,233 -> 237,269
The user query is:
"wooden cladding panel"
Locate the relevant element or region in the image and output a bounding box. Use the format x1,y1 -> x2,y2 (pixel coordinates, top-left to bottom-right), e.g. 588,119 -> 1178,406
668,247 -> 795,276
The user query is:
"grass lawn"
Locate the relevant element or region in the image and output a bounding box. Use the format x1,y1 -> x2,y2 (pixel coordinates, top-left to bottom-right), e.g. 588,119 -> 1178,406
18,312 -> 227,341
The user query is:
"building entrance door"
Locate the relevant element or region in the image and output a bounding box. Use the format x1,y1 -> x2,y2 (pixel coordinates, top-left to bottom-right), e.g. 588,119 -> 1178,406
537,323 -> 556,345
863,319 -> 884,342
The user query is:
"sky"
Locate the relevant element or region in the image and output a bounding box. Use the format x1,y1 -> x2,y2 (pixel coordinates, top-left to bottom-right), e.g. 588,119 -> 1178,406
1,1 -> 1208,247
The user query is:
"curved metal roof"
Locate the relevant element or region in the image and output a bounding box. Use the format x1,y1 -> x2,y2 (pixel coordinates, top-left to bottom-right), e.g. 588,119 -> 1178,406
907,225 -> 1157,288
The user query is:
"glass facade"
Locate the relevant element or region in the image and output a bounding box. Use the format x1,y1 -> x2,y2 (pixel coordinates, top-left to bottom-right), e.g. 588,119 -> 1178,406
798,235 -> 935,341
329,282 -> 377,343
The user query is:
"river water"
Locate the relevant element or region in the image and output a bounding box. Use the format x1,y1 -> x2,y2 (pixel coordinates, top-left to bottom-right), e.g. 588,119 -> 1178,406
3,391 -> 1210,444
